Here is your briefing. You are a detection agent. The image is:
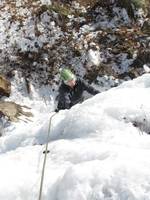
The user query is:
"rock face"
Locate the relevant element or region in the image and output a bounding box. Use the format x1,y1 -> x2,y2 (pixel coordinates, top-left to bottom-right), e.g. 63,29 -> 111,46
0,101 -> 33,122
0,75 -> 11,97
142,19 -> 150,34
0,0 -> 149,87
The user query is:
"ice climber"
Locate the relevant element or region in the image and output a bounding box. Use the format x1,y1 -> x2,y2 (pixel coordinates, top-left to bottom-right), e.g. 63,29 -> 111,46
55,68 -> 99,112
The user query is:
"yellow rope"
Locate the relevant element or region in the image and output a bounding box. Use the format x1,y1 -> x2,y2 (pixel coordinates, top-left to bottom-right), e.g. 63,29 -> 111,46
38,112 -> 57,200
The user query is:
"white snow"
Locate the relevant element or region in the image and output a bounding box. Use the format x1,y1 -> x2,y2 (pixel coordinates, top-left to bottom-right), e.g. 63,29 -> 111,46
0,74 -> 150,199
143,64 -> 150,73
87,49 -> 101,66
40,0 -> 51,5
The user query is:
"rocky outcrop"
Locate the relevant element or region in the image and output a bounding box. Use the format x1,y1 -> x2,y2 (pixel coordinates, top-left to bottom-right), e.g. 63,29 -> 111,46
0,0 -> 149,87
0,75 -> 11,97
0,101 -> 33,122
141,19 -> 150,34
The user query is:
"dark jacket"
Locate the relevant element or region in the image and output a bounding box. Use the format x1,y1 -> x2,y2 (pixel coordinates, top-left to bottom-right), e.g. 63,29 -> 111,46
57,78 -> 99,111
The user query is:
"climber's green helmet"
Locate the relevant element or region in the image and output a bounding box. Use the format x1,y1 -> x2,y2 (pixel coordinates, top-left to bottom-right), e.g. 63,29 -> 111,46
60,68 -> 76,83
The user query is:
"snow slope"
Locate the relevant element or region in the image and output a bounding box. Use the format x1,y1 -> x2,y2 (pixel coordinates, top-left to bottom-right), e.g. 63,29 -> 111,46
0,74 -> 150,199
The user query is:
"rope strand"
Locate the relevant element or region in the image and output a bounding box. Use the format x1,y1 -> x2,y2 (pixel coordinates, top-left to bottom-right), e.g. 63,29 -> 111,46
38,112 -> 57,200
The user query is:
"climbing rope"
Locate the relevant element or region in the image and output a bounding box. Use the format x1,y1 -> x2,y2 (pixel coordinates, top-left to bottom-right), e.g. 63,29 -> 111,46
38,112 -> 57,200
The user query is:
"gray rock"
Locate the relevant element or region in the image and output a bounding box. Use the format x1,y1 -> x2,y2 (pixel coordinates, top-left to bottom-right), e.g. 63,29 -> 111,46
0,75 -> 11,97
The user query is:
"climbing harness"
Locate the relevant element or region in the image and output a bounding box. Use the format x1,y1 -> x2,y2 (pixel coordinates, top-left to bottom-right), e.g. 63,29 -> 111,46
38,112 -> 57,200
